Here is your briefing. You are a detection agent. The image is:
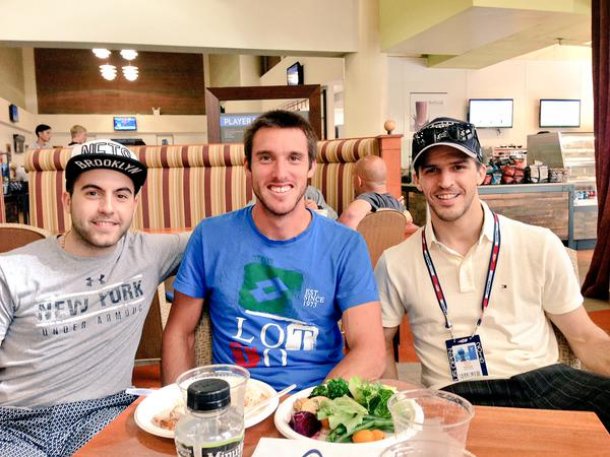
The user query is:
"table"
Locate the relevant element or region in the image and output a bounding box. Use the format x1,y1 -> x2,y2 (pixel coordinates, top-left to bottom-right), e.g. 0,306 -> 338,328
75,398 -> 609,456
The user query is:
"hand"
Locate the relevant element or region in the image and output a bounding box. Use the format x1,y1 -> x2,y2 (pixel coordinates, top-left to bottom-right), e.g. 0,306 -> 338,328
304,199 -> 319,210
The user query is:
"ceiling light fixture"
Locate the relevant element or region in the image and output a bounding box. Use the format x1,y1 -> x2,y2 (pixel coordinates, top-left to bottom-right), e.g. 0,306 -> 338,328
93,48 -> 140,81
120,49 -> 138,61
122,65 -> 139,81
99,64 -> 117,81
92,48 -> 111,59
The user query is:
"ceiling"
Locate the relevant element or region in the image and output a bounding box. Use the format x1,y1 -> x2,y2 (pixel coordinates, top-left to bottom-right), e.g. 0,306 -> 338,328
380,2 -> 592,69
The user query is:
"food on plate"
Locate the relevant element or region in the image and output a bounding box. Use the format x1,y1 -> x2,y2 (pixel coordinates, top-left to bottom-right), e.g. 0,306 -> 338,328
288,377 -> 397,443
153,404 -> 184,430
244,382 -> 271,408
289,411 -> 321,437
152,381 -> 271,431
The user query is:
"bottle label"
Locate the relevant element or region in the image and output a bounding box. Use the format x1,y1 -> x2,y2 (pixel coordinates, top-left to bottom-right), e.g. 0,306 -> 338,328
175,437 -> 243,457
200,438 -> 243,457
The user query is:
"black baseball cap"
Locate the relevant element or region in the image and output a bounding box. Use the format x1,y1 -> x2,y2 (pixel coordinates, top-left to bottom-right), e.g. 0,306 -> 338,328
412,117 -> 483,170
66,139 -> 147,193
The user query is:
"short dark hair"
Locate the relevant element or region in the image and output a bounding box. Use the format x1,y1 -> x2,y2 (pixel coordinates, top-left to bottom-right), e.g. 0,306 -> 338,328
243,110 -> 318,168
35,124 -> 52,136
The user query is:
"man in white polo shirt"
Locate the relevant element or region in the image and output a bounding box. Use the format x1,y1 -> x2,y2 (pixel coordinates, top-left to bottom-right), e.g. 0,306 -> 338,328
376,117 -> 610,431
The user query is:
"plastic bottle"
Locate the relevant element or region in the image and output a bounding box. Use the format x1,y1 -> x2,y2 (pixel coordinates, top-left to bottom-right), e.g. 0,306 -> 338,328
174,378 -> 244,457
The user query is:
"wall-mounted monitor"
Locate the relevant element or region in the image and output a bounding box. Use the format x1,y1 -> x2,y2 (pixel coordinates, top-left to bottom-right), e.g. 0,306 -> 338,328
8,104 -> 18,122
468,99 -> 513,128
287,62 -> 304,86
539,99 -> 581,128
113,116 -> 137,131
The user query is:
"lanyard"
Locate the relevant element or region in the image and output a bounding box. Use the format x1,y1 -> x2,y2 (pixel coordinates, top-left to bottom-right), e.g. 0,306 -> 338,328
422,212 -> 501,339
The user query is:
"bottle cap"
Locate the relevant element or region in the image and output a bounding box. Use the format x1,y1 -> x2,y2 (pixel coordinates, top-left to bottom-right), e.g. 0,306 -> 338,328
187,378 -> 231,411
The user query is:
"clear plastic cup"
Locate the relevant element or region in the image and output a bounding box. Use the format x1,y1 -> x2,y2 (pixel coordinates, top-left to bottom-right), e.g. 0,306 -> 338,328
175,364 -> 250,414
387,389 -> 474,449
379,439 -> 477,457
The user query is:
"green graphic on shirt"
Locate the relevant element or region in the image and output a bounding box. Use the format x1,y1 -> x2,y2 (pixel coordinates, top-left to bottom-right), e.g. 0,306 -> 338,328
239,263 -> 303,316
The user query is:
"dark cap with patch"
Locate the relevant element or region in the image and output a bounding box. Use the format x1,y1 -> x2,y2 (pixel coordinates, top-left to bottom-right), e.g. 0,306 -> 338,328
412,117 -> 483,170
66,139 -> 147,193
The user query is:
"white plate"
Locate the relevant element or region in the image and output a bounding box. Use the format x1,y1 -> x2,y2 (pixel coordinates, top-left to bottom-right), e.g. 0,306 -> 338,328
134,379 -> 278,439
274,386 -> 423,447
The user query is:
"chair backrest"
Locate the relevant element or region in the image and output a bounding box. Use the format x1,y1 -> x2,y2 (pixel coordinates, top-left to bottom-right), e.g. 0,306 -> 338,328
356,209 -> 407,267
0,223 -> 51,253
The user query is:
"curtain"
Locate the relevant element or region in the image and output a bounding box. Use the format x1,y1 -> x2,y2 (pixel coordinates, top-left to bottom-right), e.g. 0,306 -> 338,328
582,0 -> 610,299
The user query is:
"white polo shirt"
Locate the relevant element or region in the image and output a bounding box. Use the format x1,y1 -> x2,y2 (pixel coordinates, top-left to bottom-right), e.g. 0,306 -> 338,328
376,202 -> 583,389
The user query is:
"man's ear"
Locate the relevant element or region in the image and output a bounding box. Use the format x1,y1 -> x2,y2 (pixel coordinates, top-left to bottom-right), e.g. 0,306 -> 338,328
476,163 -> 486,186
413,172 -> 422,191
244,157 -> 251,173
307,160 -> 317,178
61,191 -> 71,213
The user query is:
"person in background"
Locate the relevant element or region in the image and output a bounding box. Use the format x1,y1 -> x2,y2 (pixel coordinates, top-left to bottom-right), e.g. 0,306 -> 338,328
30,124 -> 52,149
303,185 -> 338,219
338,155 -> 412,230
376,117 -> 610,431
0,139 -> 189,456
162,110 -> 385,390
68,124 -> 88,146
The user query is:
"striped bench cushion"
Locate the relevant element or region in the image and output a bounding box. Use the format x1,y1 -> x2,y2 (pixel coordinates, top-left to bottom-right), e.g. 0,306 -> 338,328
24,137 -> 382,234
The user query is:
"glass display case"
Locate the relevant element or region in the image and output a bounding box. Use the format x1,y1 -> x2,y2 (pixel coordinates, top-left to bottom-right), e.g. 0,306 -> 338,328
527,132 -> 595,184
527,132 -> 597,246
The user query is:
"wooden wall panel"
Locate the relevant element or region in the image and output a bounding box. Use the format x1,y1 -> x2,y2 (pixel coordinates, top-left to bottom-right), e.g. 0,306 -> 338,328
35,49 -> 205,115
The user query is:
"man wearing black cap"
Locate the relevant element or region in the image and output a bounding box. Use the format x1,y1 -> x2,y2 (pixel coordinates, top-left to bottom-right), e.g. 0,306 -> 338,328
376,118 -> 610,430
30,124 -> 53,149
0,139 -> 189,455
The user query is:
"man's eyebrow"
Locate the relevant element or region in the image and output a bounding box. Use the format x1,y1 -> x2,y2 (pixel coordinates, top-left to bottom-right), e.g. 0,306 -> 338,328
80,184 -> 133,194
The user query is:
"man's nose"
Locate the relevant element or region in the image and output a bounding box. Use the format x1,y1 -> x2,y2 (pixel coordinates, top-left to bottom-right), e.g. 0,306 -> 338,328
99,195 -> 115,213
438,169 -> 454,187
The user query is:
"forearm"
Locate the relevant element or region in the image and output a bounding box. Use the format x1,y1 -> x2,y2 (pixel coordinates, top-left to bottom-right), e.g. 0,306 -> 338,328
573,337 -> 610,377
382,344 -> 399,379
326,345 -> 385,381
161,327 -> 196,385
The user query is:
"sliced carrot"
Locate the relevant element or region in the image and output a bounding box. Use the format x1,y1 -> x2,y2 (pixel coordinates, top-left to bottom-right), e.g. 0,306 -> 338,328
352,429 -> 375,443
320,418 -> 330,429
371,429 -> 386,441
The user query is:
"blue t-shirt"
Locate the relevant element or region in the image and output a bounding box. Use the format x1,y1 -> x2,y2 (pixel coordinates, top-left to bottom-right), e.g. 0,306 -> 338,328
174,206 -> 378,390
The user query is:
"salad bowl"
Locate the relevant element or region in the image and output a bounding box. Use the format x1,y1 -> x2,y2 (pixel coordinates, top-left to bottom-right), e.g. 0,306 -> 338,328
274,385 -> 423,448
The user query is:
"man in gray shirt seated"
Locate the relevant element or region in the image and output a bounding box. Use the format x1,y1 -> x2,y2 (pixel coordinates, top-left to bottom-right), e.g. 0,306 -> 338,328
338,155 -> 406,229
0,139 -> 189,456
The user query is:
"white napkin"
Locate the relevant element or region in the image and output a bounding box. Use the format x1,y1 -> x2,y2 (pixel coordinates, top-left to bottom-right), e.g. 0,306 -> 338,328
251,437 -> 387,457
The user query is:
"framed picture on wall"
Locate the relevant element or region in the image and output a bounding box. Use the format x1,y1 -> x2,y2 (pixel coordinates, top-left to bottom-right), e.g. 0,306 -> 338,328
408,92 -> 448,132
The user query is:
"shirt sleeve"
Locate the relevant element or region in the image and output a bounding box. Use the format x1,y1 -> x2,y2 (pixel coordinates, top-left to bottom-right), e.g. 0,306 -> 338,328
374,252 -> 406,328
173,225 -> 207,299
335,233 -> 379,311
0,266 -> 13,344
540,230 -> 583,314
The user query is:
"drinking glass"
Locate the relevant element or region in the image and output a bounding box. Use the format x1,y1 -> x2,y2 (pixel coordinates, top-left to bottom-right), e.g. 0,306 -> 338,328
176,364 -> 250,414
379,438 -> 477,457
387,389 -> 474,449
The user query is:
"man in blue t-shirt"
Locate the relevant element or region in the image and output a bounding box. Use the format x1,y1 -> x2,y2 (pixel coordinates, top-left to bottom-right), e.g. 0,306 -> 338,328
161,110 -> 386,390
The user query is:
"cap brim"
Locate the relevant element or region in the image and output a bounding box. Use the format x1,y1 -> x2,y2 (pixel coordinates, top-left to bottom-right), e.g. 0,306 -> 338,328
411,142 -> 480,170
66,154 -> 147,190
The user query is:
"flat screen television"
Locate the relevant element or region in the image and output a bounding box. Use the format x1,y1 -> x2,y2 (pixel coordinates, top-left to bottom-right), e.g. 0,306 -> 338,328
468,99 -> 513,128
287,62 -> 304,86
113,116 -> 137,131
539,99 -> 581,128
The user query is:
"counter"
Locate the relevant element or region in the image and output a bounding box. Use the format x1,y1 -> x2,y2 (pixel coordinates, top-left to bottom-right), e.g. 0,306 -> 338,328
403,183 -> 596,249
